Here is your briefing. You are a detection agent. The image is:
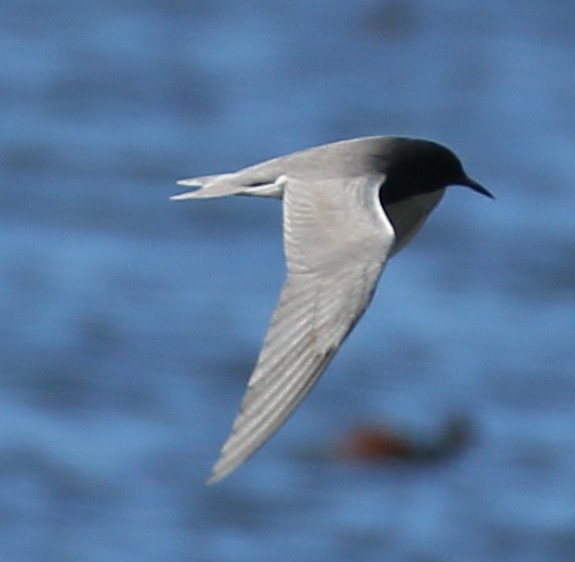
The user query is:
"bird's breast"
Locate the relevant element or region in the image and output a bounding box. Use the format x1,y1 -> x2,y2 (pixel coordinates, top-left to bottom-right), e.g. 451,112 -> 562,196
382,189 -> 445,255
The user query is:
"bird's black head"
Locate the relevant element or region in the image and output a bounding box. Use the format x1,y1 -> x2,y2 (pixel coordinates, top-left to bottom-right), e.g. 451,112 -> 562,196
377,138 -> 493,205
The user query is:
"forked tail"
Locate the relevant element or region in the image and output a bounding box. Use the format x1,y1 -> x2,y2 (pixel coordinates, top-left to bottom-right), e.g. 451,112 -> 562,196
171,172 -> 286,200
171,174 -> 244,200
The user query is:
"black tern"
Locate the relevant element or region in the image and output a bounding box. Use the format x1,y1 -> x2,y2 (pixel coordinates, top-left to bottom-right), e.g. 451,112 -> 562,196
172,136 -> 493,483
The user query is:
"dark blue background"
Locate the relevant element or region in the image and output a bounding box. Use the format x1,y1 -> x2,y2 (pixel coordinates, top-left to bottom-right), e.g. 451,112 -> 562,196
1,1 -> 575,560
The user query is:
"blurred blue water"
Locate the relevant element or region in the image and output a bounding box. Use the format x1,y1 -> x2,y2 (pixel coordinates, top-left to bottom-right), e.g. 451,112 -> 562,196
1,1 -> 575,560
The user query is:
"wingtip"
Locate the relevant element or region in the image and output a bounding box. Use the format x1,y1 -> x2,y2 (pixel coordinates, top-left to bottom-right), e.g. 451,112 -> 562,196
205,466 -> 230,485
205,455 -> 237,485
205,473 -> 219,486
206,472 -> 227,485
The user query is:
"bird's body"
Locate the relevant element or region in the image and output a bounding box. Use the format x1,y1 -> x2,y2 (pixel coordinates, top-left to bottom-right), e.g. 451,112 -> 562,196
173,136 -> 492,483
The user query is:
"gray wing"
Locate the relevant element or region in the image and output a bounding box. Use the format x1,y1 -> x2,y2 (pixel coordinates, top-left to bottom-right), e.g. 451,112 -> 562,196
208,174 -> 396,483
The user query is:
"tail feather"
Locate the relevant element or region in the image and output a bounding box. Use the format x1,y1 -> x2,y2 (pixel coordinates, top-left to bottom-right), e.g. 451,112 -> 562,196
171,174 -> 242,200
172,172 -> 287,201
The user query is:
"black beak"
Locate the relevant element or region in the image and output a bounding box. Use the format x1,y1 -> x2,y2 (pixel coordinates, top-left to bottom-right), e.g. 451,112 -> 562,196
459,176 -> 494,199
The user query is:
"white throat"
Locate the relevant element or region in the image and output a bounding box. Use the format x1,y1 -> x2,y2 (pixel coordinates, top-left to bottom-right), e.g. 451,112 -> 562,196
384,189 -> 446,255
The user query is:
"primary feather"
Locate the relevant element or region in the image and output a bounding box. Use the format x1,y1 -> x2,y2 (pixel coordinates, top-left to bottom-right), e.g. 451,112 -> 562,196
205,175 -> 395,482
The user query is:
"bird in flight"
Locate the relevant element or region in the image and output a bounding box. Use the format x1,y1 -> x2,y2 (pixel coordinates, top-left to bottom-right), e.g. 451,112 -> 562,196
172,136 -> 493,483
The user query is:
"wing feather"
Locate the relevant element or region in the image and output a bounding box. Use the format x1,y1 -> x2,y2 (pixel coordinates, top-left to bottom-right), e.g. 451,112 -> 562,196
208,175 -> 395,483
